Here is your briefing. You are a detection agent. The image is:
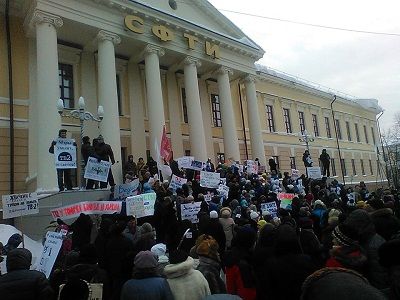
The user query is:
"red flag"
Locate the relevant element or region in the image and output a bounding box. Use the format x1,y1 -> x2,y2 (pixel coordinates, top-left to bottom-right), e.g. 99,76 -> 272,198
160,125 -> 172,162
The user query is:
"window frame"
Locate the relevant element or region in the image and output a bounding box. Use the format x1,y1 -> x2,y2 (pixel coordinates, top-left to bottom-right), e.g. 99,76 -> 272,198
283,108 -> 292,133
346,121 -> 352,141
364,125 -> 369,144
211,93 -> 222,127
351,159 -> 357,176
331,158 -> 337,176
325,117 -> 332,138
361,159 -> 365,175
272,156 -> 280,170
340,158 -> 347,176
335,119 -> 342,140
181,88 -> 189,124
290,156 -> 296,170
58,63 -> 75,109
371,127 -> 376,145
312,114 -> 319,137
298,111 -> 306,134
266,105 -> 275,132
369,159 -> 374,175
355,123 -> 361,142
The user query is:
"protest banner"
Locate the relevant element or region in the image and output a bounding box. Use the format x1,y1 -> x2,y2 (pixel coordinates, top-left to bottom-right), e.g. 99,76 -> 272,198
84,157 -> 111,182
2,192 -> 39,219
113,179 -> 140,200
261,201 -> 278,218
54,138 -> 77,169
200,171 -> 221,188
126,193 -> 156,218
307,167 -> 322,179
291,169 -> 300,180
169,175 -> 187,192
217,184 -> 230,198
37,231 -> 63,278
177,156 -> 194,169
188,160 -> 204,171
181,202 -> 202,223
50,201 -> 122,220
246,160 -> 258,175
278,192 -> 296,209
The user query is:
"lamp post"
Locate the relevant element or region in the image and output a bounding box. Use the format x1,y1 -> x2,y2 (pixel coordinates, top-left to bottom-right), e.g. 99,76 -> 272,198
298,129 -> 314,152
57,96 -> 103,189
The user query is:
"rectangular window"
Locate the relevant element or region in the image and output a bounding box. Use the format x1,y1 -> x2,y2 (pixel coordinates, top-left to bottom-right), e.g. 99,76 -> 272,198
58,63 -> 74,109
298,111 -> 306,134
351,159 -> 357,175
290,157 -> 296,169
283,108 -> 292,133
325,117 -> 332,138
312,114 -> 319,137
217,152 -> 225,164
361,159 -> 365,175
211,94 -> 222,127
116,74 -> 123,116
266,105 -> 275,132
331,158 -> 337,176
364,125 -> 369,144
371,127 -> 376,145
346,121 -> 352,141
355,123 -> 360,142
335,119 -> 342,140
369,159 -> 374,175
340,158 -> 347,176
272,156 -> 280,170
181,88 -> 188,123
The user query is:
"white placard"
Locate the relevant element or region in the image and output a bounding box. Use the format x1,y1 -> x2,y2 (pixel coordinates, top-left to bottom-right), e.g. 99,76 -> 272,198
169,175 -> 187,192
307,167 -> 322,179
291,169 -> 300,180
114,179 -> 140,200
126,193 -> 156,218
37,231 -> 63,278
204,192 -> 213,202
218,184 -> 230,198
181,202 -> 202,223
2,192 -> 39,219
54,138 -> 77,169
177,156 -> 194,169
84,157 -> 111,182
261,201 -> 278,218
200,171 -> 221,188
247,160 -> 258,175
188,160 -> 204,171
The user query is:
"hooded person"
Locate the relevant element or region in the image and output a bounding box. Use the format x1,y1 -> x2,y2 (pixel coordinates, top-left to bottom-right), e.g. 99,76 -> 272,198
151,243 -> 169,276
120,251 -> 174,300
164,249 -> 211,300
2,233 -> 23,255
219,207 -> 235,249
0,248 -> 54,300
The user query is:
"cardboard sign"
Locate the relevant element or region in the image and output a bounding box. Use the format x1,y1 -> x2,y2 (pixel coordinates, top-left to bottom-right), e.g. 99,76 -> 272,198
2,192 -> 39,219
54,138 -> 77,169
114,179 -> 140,200
50,201 -> 122,220
217,184 -> 230,198
84,157 -> 111,182
200,171 -> 221,188
188,160 -> 204,171
291,169 -> 300,180
169,175 -> 187,192
181,202 -> 202,223
307,167 -> 322,179
126,193 -> 156,218
278,192 -> 295,210
261,201 -> 278,218
37,231 -> 63,278
247,160 -> 258,175
177,156 -> 194,169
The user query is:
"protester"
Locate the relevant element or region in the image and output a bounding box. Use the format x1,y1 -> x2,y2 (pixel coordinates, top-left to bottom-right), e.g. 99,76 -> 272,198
319,149 -> 331,177
95,135 -> 116,189
124,154 -> 137,177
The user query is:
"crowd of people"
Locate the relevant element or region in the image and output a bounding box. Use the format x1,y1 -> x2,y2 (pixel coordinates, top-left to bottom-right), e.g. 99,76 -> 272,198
1,152 -> 400,300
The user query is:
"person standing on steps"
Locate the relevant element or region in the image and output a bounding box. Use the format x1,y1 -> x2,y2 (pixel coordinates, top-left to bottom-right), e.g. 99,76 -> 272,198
95,135 -> 116,189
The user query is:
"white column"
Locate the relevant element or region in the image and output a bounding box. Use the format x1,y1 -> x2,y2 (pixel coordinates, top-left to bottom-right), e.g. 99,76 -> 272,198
28,38 -> 37,180
33,10 -> 63,190
166,71 -> 184,158
183,57 -> 207,161
128,62 -> 147,160
144,45 -> 166,159
97,30 -> 122,184
199,79 -> 215,161
244,75 -> 266,166
215,67 -> 240,161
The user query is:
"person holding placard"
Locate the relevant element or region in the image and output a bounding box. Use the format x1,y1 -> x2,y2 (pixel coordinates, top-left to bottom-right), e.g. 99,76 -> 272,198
95,135 -> 116,189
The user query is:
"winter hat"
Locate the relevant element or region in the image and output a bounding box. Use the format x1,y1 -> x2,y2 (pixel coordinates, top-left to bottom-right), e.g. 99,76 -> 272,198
240,199 -> 249,208
299,206 -> 311,217
332,223 -> 359,247
6,248 -> 32,271
328,209 -> 341,226
356,201 -> 366,209
140,222 -> 153,234
169,249 -> 189,264
313,200 -> 326,209
151,243 -> 167,258
196,236 -> 220,261
220,207 -> 232,218
250,211 -> 259,221
134,251 -> 158,269
257,219 -> 267,230
379,239 -> 400,268
210,210 -> 219,219
344,209 -> 375,243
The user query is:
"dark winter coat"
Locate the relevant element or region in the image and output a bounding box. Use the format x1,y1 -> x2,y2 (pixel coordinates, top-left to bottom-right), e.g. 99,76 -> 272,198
370,208 -> 400,241
197,256 -> 226,294
121,276 -> 174,300
95,142 -> 115,163
203,219 -> 226,256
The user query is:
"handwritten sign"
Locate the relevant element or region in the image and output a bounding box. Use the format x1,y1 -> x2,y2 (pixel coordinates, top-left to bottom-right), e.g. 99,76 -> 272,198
188,160 -> 204,171
200,171 -> 221,188
84,157 -> 111,182
177,156 -> 194,169
54,138 -> 77,169
247,160 -> 258,175
291,169 -> 300,180
261,201 -> 278,218
217,184 -> 230,198
278,192 -> 295,210
2,192 -> 39,219
126,193 -> 156,218
181,202 -> 202,223
114,179 -> 140,200
169,175 -> 187,192
307,167 -> 322,179
36,231 -> 63,278
50,201 -> 122,220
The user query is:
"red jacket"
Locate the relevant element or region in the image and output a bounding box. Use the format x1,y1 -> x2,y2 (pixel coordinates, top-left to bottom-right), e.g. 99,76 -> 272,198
226,265 -> 256,300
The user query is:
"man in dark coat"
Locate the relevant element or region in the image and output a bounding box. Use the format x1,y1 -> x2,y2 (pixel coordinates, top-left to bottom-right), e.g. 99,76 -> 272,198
319,149 -> 331,177
124,155 -> 137,177
95,135 -> 116,188
0,248 -> 54,300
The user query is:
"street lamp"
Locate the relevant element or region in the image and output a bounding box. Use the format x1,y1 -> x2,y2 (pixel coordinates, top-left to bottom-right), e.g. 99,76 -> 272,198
298,129 -> 314,152
57,96 -> 103,189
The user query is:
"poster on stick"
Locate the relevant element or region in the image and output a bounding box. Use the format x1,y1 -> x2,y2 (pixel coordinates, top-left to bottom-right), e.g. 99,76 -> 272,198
113,179 -> 140,200
50,201 -> 122,220
200,171 -> 221,188
169,175 -> 187,192
84,157 -> 111,182
54,138 -> 77,169
188,160 -> 204,171
177,156 -> 194,169
278,193 -> 296,210
36,231 -> 63,278
126,193 -> 156,218
261,201 -> 278,218
2,192 -> 39,219
181,202 -> 202,223
307,167 -> 322,179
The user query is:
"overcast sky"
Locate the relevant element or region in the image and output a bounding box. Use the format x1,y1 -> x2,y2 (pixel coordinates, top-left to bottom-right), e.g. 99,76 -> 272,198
208,0 -> 400,132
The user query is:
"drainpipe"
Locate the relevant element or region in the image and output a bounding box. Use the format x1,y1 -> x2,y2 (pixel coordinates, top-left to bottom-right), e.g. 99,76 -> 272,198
331,95 -> 345,185
238,82 -> 249,160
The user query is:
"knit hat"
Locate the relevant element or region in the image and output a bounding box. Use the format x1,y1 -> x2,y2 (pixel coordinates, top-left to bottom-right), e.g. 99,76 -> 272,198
332,224 -> 359,247
313,200 -> 326,209
210,210 -> 219,219
196,237 -> 220,261
257,219 -> 267,230
328,209 -> 341,226
151,243 -> 167,258
250,211 -> 259,221
356,201 -> 366,209
220,207 -> 232,218
169,249 -> 189,264
6,248 -> 32,271
134,251 -> 158,269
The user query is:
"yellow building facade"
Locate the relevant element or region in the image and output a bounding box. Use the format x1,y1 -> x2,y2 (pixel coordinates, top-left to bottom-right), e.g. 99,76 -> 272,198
0,0 -> 382,197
